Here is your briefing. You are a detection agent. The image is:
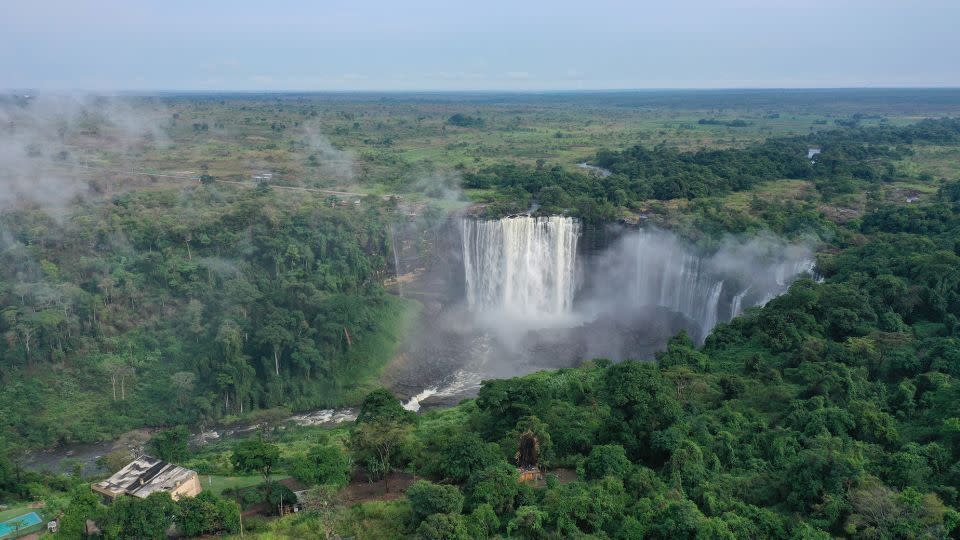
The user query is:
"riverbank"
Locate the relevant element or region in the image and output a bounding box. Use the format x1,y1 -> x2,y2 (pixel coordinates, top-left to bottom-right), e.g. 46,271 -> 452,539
22,294 -> 422,476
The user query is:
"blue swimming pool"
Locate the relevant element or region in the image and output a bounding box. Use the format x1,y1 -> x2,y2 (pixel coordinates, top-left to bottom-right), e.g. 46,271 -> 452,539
0,511 -> 42,538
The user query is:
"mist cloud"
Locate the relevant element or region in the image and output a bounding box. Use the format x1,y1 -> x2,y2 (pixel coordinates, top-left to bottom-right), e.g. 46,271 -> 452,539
581,226 -> 817,340
0,94 -> 169,216
302,122 -> 355,181
411,170 -> 463,201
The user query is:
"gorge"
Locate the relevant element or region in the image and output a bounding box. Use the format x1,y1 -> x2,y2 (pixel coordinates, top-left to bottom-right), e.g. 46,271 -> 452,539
385,214 -> 817,410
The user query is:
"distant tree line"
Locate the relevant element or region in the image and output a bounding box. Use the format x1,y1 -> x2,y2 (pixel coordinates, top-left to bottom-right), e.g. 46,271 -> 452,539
698,118 -> 751,127
463,118 -> 960,222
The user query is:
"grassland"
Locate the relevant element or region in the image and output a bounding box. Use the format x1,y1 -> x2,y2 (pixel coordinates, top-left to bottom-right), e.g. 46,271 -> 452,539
203,475 -> 289,497
721,179 -> 816,212
50,90 -> 960,207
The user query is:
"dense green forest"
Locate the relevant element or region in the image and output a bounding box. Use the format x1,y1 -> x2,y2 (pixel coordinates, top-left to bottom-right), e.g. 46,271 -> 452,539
36,172 -> 960,536
0,187 -> 414,449
186,177 -> 959,538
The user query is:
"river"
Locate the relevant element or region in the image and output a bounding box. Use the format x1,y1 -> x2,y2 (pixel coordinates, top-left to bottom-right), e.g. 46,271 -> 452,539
24,391 -> 457,475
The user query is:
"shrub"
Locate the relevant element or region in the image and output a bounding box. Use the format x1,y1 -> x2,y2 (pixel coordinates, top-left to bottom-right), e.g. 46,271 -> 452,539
407,480 -> 465,525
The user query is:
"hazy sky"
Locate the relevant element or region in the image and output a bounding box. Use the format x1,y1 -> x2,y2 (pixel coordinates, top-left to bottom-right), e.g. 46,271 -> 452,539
3,0 -> 959,91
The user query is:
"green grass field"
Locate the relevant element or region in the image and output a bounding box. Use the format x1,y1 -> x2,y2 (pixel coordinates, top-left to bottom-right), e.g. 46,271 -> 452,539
202,475 -> 289,497
722,179 -> 814,211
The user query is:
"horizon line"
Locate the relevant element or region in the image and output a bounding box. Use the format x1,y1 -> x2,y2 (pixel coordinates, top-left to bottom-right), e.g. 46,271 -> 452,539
5,86 -> 960,96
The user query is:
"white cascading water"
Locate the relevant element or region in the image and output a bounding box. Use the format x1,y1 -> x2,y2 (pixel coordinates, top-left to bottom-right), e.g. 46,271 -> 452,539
632,231 -> 727,338
629,228 -> 816,339
461,219 -> 813,341
730,287 -> 751,318
755,258 -> 819,307
462,216 -> 579,317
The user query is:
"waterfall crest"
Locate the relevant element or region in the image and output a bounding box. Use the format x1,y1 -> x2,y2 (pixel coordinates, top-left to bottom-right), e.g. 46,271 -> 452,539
462,216 -> 579,317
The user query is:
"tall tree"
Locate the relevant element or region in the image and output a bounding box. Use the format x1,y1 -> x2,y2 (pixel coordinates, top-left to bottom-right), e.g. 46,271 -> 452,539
231,436 -> 281,484
349,419 -> 413,493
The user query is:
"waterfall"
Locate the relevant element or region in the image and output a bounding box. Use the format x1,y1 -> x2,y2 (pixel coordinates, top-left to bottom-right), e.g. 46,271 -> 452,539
632,229 -> 728,338
730,287 -> 751,318
753,258 -> 818,308
389,223 -> 402,297
626,228 -> 815,340
461,216 -> 579,317
460,218 -> 813,343
702,281 -> 724,337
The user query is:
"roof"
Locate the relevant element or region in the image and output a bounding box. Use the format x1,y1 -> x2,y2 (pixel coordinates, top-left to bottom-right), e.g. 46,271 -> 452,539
93,455 -> 197,499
